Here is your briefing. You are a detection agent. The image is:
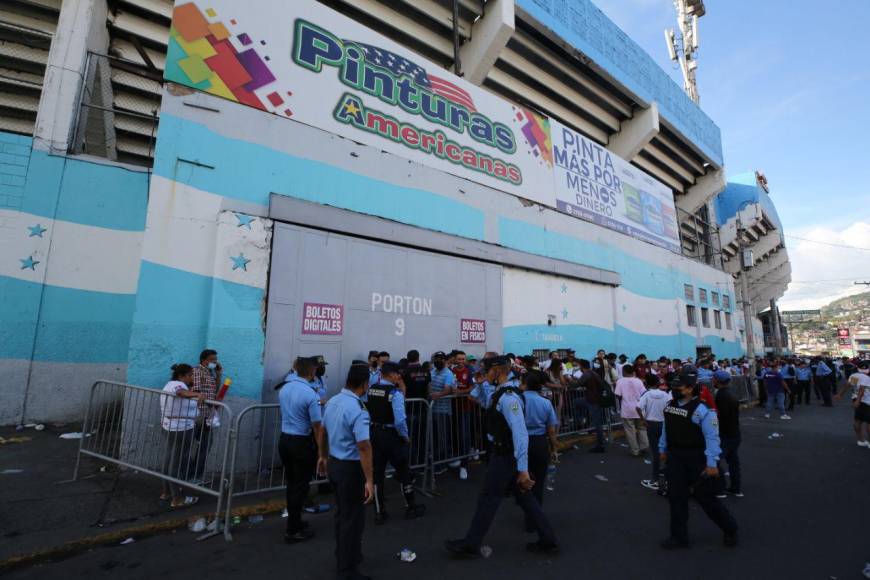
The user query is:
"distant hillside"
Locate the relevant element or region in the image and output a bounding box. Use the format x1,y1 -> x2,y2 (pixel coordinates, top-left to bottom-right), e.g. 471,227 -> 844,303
820,291 -> 870,320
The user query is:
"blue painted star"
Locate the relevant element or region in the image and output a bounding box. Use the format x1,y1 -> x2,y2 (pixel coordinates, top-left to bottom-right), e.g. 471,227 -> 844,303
20,255 -> 39,270
27,224 -> 47,237
231,254 -> 251,271
561,307 -> 568,320
234,213 -> 255,229
560,283 -> 567,294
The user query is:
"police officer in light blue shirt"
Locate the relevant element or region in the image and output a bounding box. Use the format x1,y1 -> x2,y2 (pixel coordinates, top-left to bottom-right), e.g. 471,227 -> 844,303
277,356 -> 326,543
446,355 -> 558,557
320,363 -> 374,580
521,370 -> 559,532
659,365 -> 737,549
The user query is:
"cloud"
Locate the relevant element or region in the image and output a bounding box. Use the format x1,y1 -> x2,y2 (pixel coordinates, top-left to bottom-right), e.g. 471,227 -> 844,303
778,222 -> 870,310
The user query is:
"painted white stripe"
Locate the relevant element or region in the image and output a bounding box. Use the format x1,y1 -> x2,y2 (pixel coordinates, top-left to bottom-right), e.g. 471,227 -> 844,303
142,176 -> 269,288
0,209 -> 142,294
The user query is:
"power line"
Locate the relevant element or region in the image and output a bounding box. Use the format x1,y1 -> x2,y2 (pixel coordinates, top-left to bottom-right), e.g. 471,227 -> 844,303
785,234 -> 870,251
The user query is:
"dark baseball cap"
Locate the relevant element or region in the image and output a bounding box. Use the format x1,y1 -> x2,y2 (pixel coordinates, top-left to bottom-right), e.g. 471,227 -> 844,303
670,364 -> 698,387
312,355 -> 328,366
482,355 -> 511,369
433,351 -> 447,359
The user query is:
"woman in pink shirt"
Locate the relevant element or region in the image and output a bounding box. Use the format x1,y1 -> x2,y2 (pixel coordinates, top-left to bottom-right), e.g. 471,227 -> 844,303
614,364 -> 650,456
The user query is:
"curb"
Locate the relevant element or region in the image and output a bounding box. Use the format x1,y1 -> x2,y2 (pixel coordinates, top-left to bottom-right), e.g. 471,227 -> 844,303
0,432 -> 624,573
0,499 -> 286,574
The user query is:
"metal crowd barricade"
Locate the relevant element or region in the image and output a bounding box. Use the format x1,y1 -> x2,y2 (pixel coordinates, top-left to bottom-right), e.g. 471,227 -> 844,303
428,394 -> 486,491
731,375 -> 751,402
222,398 -> 432,541
71,381 -> 234,538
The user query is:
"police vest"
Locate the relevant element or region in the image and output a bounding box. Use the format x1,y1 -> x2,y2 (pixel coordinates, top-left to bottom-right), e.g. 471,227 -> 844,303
663,397 -> 706,451
487,387 -> 523,455
367,384 -> 396,425
404,365 -> 430,400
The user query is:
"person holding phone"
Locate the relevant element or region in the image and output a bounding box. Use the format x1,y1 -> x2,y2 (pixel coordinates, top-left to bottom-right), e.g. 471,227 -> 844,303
659,365 -> 738,550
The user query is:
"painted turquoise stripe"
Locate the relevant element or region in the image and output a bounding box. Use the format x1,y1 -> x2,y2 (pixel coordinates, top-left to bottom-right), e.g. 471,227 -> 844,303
153,114 -> 486,241
19,151 -> 148,231
504,323 -> 742,360
127,261 -> 265,398
498,217 -> 734,305
0,275 -> 134,362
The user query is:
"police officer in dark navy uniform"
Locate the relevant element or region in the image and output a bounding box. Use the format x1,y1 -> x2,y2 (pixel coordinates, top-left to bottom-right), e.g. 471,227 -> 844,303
446,355 -> 558,557
366,362 -> 425,524
659,364 -> 738,549
320,363 -> 374,580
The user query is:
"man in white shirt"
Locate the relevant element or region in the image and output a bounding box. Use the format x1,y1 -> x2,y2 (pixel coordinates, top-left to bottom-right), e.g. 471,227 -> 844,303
637,373 -> 672,491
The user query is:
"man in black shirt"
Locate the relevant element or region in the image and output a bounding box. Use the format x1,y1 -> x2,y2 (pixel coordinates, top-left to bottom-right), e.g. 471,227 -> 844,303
713,370 -> 742,498
402,349 -> 431,467
574,359 -> 607,453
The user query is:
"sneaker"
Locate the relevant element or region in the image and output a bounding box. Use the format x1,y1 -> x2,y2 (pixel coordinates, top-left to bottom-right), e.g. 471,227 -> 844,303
526,541 -> 559,555
764,413 -> 771,419
715,492 -> 727,499
284,528 -> 314,543
459,467 -> 468,480
660,537 -> 689,550
449,460 -> 462,468
780,414 -> 791,420
857,440 -> 869,448
723,532 -> 738,547
726,489 -> 744,498
445,539 -> 480,558
640,479 -> 660,491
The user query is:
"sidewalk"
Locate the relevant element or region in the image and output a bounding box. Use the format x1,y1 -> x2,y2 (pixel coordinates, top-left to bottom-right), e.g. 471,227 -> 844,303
0,424 -> 232,565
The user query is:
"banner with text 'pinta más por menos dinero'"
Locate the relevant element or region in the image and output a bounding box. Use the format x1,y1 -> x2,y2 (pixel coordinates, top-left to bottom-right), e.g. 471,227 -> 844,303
165,0 -> 680,253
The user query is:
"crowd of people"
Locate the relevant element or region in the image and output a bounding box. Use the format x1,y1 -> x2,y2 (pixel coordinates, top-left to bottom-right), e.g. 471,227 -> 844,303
157,345 -> 868,579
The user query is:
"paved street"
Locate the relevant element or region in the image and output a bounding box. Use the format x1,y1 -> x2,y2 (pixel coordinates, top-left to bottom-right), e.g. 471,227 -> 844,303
7,401 -> 869,580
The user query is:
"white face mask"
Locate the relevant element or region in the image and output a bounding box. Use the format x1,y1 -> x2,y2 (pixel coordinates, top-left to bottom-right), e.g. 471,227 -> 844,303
207,362 -> 218,370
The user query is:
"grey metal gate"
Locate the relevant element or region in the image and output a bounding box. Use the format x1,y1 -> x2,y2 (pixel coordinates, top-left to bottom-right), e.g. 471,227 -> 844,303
263,223 -> 503,401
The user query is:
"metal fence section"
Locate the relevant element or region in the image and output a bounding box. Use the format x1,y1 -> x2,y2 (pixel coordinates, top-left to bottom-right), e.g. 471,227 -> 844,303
428,394 -> 485,473
71,52 -> 162,166
72,381 -> 234,536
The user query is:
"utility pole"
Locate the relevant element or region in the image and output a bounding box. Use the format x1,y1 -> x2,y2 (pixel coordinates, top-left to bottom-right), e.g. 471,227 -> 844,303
736,209 -> 756,374
665,0 -> 705,104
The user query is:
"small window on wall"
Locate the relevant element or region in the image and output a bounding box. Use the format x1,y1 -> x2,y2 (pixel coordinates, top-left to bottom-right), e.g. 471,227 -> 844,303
714,310 -> 722,329
726,312 -> 733,330
686,305 -> 697,327
699,288 -> 708,304
723,295 -> 731,310
701,307 -> 710,328
712,292 -> 720,306
684,284 -> 694,301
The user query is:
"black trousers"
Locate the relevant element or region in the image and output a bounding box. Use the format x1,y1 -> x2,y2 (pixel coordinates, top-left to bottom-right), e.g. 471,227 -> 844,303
526,435 -> 549,528
279,433 -> 316,534
796,380 -> 811,405
818,377 -> 833,406
785,380 -> 796,410
371,426 -> 414,513
328,458 -> 365,578
716,435 -> 742,494
666,449 -> 737,542
464,452 -> 556,548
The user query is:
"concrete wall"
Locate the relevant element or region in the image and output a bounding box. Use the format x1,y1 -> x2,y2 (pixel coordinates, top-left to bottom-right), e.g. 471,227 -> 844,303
0,131 -> 149,424
125,89 -> 742,404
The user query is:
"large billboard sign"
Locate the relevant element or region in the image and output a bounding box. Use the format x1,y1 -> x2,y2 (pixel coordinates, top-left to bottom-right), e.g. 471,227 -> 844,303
166,0 -> 683,254
165,0 -> 555,207
550,120 -> 681,253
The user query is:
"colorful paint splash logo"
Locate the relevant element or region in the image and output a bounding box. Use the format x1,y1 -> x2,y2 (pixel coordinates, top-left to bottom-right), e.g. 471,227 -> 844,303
513,107 -> 553,168
167,3 -> 291,116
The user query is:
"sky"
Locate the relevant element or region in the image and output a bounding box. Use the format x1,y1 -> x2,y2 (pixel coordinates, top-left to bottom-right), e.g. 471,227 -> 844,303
592,0 -> 870,311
